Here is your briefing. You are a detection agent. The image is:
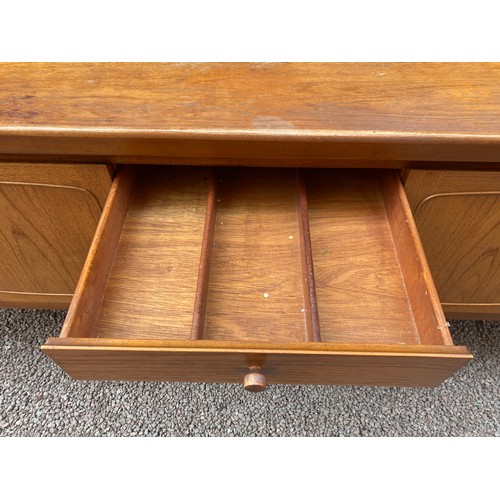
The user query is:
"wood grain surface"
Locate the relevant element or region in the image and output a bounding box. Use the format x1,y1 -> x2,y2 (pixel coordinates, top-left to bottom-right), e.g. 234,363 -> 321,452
415,194 -> 500,306
379,170 -> 453,345
405,169 -> 500,318
306,170 -> 420,344
405,169 -> 500,211
435,304 -> 500,320
0,162 -> 112,208
1,63 -> 499,163
0,162 -> 112,308
0,290 -> 73,309
0,184 -> 101,304
91,167 -> 209,340
203,168 -> 307,342
58,166 -> 458,348
60,166 -> 135,338
42,338 -> 471,388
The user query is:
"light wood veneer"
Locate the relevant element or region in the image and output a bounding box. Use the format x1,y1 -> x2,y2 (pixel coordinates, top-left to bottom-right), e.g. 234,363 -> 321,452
0,162 -> 112,308
405,169 -> 500,319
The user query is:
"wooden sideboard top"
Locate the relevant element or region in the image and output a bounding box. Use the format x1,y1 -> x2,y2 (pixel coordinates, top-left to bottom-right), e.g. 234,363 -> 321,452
1,63 -> 499,165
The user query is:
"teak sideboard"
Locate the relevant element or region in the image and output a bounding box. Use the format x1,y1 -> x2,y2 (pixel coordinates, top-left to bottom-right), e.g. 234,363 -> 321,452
1,63 -> 499,391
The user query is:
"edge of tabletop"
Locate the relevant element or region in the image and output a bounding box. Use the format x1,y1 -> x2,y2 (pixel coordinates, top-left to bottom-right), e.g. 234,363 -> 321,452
1,126 -> 499,143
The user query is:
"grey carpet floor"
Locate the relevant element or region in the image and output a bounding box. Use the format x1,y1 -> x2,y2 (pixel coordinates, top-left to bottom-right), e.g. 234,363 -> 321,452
0,308 -> 498,437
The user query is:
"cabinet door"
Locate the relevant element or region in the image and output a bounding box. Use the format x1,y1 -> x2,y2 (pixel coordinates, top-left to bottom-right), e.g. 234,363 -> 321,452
404,169 -> 500,319
0,163 -> 112,309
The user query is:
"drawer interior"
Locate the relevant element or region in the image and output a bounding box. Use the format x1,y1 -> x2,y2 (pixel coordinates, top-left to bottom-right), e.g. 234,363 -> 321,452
58,166 -> 454,348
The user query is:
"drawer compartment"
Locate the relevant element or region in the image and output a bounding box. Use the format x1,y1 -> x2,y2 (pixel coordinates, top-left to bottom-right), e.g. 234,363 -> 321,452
43,166 -> 471,390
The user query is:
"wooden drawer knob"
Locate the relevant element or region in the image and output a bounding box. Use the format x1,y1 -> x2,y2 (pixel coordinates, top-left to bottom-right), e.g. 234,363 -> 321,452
243,367 -> 267,392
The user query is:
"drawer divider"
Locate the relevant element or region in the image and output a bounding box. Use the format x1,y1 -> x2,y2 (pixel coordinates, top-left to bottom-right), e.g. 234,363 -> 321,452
296,170 -> 321,342
190,168 -> 218,340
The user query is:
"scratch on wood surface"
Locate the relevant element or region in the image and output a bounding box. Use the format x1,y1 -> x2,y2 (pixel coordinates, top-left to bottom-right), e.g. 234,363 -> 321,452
251,116 -> 295,130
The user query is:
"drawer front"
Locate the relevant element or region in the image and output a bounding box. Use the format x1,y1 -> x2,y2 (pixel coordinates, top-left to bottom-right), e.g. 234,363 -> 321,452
43,340 -> 470,388
0,163 -> 112,309
43,166 -> 472,390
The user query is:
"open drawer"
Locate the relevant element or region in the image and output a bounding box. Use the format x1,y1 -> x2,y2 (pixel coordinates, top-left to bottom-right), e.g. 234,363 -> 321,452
42,166 -> 472,391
